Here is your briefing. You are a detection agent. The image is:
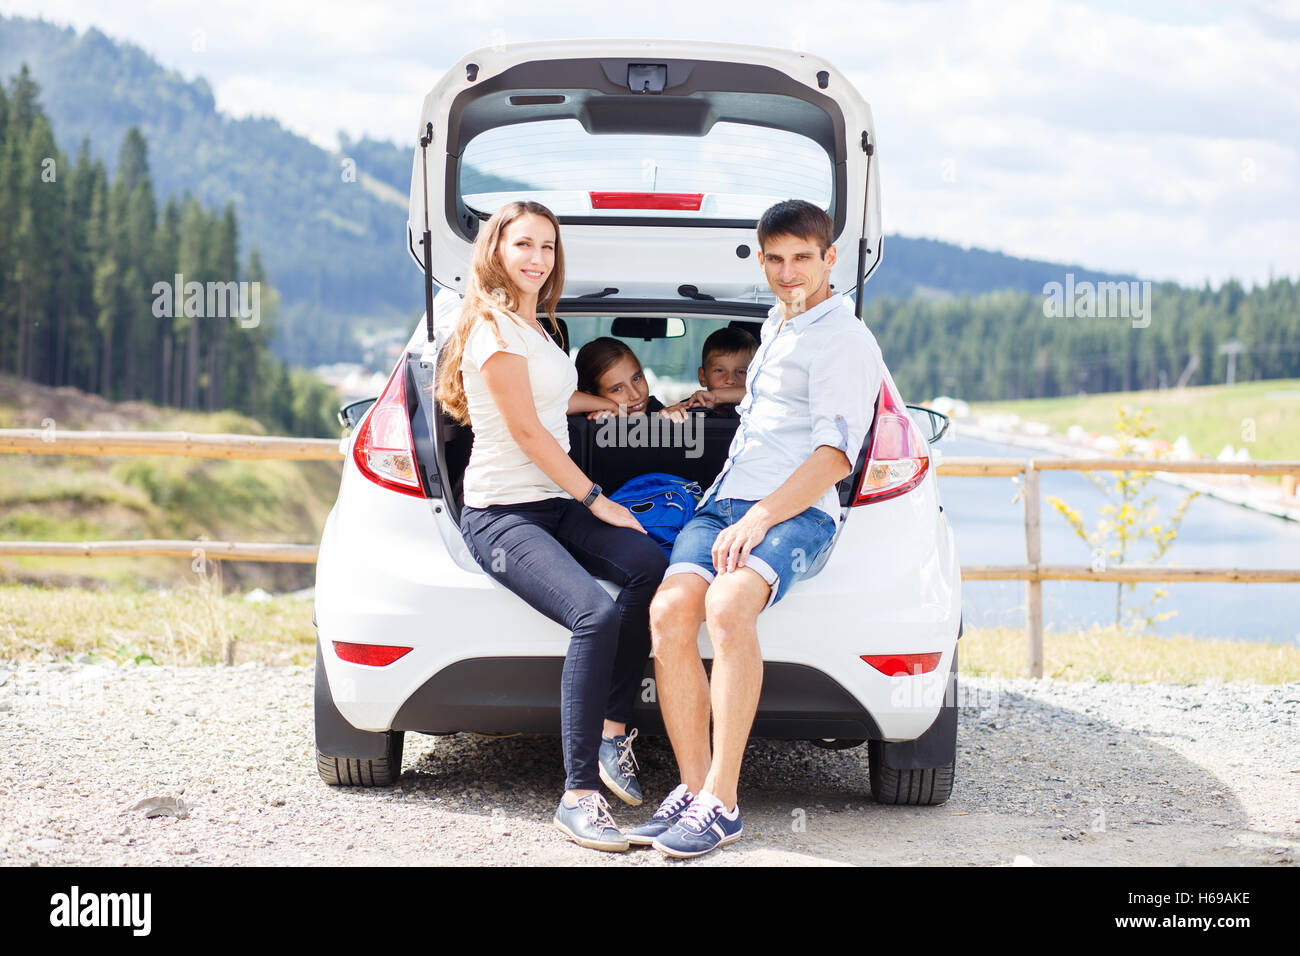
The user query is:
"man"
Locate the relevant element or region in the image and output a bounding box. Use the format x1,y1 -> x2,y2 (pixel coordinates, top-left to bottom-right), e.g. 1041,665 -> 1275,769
628,199 -> 886,858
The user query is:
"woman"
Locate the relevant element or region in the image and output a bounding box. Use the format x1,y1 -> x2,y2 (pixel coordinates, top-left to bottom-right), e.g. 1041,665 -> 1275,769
435,201 -> 669,852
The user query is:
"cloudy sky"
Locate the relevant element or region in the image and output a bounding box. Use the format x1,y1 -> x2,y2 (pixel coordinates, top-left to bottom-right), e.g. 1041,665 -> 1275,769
8,0 -> 1298,287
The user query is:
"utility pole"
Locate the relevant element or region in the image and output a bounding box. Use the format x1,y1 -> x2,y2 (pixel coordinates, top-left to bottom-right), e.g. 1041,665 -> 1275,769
1219,340 -> 1245,386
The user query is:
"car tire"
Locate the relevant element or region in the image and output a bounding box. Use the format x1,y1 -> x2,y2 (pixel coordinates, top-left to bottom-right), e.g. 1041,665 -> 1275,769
316,731 -> 404,787
867,739 -> 954,805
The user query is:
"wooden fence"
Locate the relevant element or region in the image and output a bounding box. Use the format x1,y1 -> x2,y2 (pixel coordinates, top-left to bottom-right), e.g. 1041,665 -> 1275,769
3,428 -> 1298,676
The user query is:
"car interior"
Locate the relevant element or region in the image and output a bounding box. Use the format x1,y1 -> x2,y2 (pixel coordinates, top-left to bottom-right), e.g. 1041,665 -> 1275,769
424,316 -> 765,513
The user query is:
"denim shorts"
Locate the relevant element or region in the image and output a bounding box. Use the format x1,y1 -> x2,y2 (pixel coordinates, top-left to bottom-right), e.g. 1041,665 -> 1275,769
664,497 -> 837,608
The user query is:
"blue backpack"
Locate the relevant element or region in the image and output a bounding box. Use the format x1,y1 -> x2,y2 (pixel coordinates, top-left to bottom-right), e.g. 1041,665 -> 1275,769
609,473 -> 702,557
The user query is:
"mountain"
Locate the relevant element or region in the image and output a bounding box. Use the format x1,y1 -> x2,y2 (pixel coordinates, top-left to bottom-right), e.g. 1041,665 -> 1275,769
0,15 -> 420,368
0,15 -> 1136,369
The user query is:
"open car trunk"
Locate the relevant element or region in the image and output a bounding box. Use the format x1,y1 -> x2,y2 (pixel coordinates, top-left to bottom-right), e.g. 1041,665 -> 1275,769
404,304 -> 879,550
397,40 -> 889,567
410,307 -> 767,524
406,40 -> 882,307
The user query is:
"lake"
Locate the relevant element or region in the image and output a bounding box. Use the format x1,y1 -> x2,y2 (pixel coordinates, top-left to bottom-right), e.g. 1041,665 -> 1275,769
938,433 -> 1300,645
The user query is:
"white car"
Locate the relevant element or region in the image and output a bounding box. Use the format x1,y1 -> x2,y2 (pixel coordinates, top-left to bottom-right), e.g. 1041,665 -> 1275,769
314,39 -> 963,805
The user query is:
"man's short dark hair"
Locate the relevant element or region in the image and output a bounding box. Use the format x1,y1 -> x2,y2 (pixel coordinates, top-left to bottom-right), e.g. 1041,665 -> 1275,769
701,327 -> 758,366
758,199 -> 834,255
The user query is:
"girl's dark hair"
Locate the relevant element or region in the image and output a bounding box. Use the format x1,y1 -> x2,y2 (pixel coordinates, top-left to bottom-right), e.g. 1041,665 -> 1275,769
575,337 -> 638,395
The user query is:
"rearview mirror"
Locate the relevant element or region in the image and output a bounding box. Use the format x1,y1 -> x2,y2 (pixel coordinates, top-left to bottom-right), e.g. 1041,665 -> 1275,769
906,404 -> 950,444
610,316 -> 687,340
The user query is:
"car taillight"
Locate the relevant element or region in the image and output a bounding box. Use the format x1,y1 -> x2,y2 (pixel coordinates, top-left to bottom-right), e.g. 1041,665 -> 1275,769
334,641 -> 413,667
589,191 -> 704,211
352,358 -> 426,498
851,382 -> 929,505
861,652 -> 943,676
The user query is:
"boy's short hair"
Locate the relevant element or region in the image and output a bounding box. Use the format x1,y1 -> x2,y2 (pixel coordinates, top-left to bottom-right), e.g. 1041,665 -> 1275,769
757,199 -> 834,255
701,326 -> 758,366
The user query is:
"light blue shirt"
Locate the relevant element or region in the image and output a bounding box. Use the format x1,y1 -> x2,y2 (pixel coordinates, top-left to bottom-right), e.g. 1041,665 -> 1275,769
699,293 -> 885,526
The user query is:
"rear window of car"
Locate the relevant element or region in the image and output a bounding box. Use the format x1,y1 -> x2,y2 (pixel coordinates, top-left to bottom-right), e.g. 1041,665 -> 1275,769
562,316 -> 761,403
461,118 -> 832,222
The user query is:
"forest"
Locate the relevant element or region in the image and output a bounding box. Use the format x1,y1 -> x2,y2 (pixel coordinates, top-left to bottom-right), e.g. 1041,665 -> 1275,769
0,66 -> 338,437
863,278 -> 1300,402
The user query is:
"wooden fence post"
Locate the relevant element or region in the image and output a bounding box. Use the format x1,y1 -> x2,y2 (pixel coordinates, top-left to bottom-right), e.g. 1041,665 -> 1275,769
1023,462 -> 1043,677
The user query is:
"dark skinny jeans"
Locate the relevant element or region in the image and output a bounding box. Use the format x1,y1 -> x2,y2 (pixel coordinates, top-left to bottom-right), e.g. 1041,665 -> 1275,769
458,496 -> 668,791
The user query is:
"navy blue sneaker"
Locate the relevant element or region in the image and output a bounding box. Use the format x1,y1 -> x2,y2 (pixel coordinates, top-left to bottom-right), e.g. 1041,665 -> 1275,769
553,792 -> 629,852
598,728 -> 643,806
625,783 -> 693,846
652,791 -> 742,859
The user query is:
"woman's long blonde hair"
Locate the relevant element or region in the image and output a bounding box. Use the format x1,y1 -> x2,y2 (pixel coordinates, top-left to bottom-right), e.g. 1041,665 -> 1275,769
435,201 -> 566,425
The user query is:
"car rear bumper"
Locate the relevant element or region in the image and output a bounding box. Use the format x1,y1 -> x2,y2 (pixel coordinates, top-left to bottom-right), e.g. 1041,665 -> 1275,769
317,460 -> 961,744
388,656 -> 884,739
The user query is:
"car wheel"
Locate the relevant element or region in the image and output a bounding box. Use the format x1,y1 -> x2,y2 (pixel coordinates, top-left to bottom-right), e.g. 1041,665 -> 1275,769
316,731 -> 404,787
313,636 -> 405,786
867,739 -> 954,805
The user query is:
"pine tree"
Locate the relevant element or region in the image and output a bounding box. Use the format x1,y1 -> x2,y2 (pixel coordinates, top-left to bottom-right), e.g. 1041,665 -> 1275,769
206,202 -> 238,411
0,81 -> 13,374
54,140 -> 95,387
88,158 -> 122,397
154,197 -> 181,404
176,196 -> 207,408
14,112 -> 63,382
236,246 -> 277,418
111,128 -> 158,399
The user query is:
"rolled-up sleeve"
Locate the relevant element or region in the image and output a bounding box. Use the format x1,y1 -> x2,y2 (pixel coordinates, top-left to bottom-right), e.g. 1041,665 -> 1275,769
808,332 -> 883,461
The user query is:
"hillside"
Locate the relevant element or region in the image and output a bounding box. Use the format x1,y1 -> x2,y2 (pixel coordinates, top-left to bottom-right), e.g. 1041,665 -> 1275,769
0,374 -> 341,592
965,378 -> 1300,466
1,14 -> 1136,370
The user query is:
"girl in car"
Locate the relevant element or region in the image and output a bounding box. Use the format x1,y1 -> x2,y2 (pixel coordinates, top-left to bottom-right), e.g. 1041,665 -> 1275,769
435,201 -> 668,853
574,337 -> 689,422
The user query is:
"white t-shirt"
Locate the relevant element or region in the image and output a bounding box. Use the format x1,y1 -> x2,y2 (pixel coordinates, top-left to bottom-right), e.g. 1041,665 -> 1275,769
460,309 -> 578,508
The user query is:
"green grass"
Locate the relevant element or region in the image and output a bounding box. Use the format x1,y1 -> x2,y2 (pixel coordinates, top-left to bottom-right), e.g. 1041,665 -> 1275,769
966,378 -> 1300,463
962,624 -> 1300,683
1,384 -> 342,591
1,583 -> 1296,682
0,581 -> 316,667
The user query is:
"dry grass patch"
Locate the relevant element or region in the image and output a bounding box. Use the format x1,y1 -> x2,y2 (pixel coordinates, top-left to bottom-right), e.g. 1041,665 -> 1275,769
0,579 -> 315,667
962,623 -> 1300,683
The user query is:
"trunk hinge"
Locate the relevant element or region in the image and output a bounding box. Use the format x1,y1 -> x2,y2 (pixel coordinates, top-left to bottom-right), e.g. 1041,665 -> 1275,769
418,121 -> 459,520
418,122 -> 436,344
854,131 -> 876,319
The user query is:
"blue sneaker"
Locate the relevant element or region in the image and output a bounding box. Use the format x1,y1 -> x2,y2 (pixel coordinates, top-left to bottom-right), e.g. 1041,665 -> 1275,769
598,728 -> 643,806
652,791 -> 743,858
625,783 -> 693,846
553,792 -> 629,852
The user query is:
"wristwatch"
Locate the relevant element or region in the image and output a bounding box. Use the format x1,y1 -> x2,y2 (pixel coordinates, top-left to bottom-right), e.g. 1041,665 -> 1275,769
582,483 -> 602,507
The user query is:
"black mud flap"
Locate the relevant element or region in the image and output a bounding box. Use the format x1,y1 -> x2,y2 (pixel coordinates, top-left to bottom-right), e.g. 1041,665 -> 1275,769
314,636 -> 394,759
877,644 -> 958,771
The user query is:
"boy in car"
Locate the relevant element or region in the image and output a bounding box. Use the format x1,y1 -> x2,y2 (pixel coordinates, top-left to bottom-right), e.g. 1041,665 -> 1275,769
665,326 -> 759,419
631,199 -> 887,858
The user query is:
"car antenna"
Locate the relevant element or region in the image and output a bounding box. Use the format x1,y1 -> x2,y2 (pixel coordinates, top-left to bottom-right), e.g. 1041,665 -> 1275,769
419,121 -> 436,343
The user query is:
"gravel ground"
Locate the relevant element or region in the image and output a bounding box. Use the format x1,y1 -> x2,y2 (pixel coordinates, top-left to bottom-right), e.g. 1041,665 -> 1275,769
1,661 -> 1296,866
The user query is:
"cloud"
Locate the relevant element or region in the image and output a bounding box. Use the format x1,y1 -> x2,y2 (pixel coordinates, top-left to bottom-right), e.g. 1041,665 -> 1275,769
10,0 -> 1297,286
